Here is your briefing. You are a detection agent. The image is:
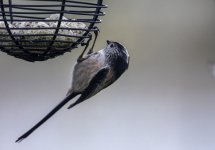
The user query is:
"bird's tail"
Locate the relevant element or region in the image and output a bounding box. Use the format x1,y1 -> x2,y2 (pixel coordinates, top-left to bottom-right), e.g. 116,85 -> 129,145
15,93 -> 78,143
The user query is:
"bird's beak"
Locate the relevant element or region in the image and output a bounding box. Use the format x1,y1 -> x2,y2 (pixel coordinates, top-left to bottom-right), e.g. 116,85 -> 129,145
106,40 -> 111,45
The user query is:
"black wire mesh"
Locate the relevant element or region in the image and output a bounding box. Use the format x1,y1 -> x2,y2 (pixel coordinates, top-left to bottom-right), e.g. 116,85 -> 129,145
0,0 -> 106,62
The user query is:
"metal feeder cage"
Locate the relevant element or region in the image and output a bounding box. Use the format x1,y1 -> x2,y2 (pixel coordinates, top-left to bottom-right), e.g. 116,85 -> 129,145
0,0 -> 107,62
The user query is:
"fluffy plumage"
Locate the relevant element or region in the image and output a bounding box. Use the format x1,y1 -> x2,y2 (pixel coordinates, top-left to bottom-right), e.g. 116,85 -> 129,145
16,40 -> 130,142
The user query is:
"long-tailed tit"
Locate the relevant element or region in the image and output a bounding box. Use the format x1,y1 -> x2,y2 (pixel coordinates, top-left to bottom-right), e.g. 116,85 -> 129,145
16,40 -> 130,142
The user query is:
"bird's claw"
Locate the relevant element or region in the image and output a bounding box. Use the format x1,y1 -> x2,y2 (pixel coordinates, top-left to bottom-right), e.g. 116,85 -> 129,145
87,48 -> 93,54
77,56 -> 85,62
77,26 -> 99,61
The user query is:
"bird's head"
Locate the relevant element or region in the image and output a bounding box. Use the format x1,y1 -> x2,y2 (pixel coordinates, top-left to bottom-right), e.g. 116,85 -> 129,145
105,40 -> 130,65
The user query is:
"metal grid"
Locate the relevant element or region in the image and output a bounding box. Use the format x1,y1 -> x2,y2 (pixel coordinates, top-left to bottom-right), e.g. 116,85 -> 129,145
0,0 -> 106,61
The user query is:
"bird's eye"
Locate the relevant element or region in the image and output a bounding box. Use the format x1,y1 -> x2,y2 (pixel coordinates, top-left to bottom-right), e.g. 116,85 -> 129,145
109,43 -> 114,48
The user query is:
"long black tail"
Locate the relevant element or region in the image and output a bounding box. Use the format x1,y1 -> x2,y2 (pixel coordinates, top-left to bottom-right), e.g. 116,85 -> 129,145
15,93 -> 78,143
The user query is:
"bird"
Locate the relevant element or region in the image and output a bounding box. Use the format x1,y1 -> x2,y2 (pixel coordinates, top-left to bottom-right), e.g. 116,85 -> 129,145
15,40 -> 130,142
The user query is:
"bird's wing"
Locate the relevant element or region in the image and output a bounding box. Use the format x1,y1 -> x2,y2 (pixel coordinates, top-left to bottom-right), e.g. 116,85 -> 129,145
67,67 -> 109,109
71,52 -> 104,93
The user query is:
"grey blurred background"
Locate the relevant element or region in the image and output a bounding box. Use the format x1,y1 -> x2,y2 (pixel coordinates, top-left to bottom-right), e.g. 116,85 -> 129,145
1,0 -> 215,150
